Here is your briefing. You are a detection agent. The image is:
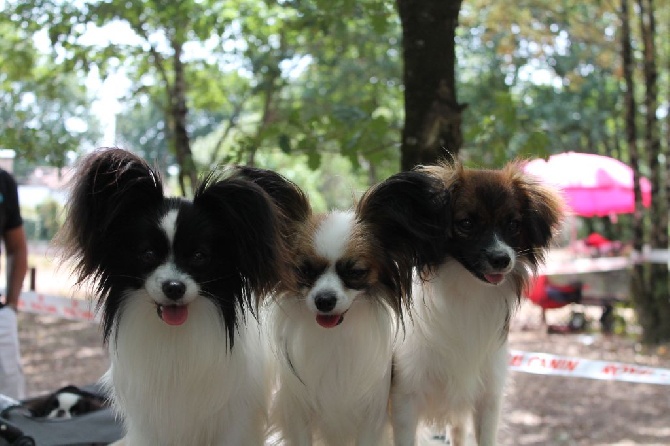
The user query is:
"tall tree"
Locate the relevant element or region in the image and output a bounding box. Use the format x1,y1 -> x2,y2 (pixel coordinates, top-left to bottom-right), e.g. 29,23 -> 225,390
638,0 -> 664,250
637,0 -> 670,342
458,0 -> 624,166
621,0 -> 655,342
192,0 -> 403,181
397,0 -> 466,171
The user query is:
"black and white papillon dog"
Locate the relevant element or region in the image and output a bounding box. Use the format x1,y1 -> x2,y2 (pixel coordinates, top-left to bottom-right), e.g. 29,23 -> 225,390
58,148 -> 290,445
247,168 -> 446,446
26,385 -> 107,419
391,161 -> 564,446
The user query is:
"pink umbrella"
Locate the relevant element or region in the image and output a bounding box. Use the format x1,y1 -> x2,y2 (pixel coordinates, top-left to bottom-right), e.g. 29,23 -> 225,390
524,152 -> 652,217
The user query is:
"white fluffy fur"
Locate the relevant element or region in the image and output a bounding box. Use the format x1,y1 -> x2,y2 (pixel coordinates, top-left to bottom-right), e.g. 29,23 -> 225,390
391,259 -> 516,446
268,211 -> 395,446
103,287 -> 270,446
48,393 -> 81,419
314,210 -> 355,257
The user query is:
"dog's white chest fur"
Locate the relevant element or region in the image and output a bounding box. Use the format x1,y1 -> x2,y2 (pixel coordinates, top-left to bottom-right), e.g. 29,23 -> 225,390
105,296 -> 269,446
392,260 -> 514,443
269,298 -> 394,444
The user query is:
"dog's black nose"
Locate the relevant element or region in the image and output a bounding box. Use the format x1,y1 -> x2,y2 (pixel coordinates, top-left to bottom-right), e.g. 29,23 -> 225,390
488,253 -> 511,269
314,291 -> 337,312
162,281 -> 186,300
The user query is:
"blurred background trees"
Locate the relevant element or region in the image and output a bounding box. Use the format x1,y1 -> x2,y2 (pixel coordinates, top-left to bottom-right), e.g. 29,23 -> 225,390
0,12 -> 100,168
2,0 -> 669,341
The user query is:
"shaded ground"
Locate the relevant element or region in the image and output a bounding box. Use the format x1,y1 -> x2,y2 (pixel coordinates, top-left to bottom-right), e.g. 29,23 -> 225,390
15,301 -> 670,445
19,313 -> 108,397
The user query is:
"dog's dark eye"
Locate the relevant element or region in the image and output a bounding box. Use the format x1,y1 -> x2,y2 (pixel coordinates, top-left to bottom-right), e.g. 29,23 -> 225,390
339,267 -> 370,290
297,260 -> 325,285
299,263 -> 317,281
138,248 -> 158,265
456,218 -> 474,232
343,268 -> 369,281
190,251 -> 210,268
336,259 -> 371,290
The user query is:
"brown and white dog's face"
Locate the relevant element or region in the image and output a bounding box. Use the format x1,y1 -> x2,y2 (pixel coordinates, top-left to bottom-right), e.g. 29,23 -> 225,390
229,169 -> 389,328
421,162 -> 564,293
291,210 -> 395,328
245,166 -> 452,327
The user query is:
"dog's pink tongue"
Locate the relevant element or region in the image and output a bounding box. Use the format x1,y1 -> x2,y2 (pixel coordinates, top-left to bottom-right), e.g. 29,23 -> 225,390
316,314 -> 342,328
161,305 -> 188,326
485,273 -> 505,285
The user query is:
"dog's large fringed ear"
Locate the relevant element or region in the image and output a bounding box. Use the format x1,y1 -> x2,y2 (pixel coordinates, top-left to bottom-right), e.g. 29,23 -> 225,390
233,166 -> 311,228
357,171 -> 449,303
234,166 -> 311,222
58,148 -> 164,283
510,163 -> 565,262
194,170 -> 287,311
233,166 -> 311,293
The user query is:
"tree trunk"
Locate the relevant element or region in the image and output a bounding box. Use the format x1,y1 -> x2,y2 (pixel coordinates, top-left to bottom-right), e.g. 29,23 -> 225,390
171,40 -> 197,195
622,0 -> 644,253
638,0 -> 670,342
621,0 -> 655,343
667,33 -> 670,258
639,0 -> 664,248
397,0 -> 466,171
247,75 -> 278,167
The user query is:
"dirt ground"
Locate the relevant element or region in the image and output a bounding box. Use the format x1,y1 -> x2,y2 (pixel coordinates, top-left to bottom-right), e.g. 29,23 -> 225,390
14,299 -> 670,446
502,308 -> 670,446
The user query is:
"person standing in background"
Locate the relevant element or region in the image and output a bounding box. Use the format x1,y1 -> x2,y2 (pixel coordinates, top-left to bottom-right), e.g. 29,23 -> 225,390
0,168 -> 27,400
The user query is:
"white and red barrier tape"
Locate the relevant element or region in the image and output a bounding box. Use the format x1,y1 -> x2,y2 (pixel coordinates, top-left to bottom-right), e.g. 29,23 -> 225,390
17,291 -> 98,322
510,349 -> 670,385
13,291 -> 670,385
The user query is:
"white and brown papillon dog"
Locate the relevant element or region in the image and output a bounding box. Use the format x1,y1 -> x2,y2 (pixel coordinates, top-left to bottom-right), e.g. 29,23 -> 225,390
249,169 -> 446,446
391,161 -> 564,446
58,148 -> 290,445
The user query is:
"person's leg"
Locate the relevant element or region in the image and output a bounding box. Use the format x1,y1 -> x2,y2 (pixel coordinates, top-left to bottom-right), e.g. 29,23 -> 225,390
0,308 -> 25,400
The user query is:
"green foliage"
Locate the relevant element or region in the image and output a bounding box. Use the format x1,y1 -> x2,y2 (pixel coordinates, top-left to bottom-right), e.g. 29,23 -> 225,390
192,119 -> 378,211
457,0 -> 639,168
0,10 -> 100,164
115,99 -> 175,171
249,149 -> 369,212
11,0 -> 403,181
7,0 -> 668,191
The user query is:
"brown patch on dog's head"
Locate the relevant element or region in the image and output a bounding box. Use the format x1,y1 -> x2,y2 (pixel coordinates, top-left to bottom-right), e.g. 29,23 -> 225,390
286,213 -> 326,294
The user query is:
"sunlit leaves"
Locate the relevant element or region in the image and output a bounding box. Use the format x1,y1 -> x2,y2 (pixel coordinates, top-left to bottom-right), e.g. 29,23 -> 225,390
0,10 -> 100,163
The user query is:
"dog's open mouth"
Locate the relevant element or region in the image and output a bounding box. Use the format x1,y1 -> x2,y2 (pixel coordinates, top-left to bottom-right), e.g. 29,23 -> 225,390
315,313 -> 345,329
156,304 -> 189,326
483,273 -> 506,285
